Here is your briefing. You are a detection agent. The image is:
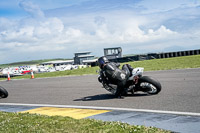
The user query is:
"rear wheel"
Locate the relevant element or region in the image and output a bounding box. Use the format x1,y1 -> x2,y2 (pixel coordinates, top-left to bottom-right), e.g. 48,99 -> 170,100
0,86 -> 8,98
138,76 -> 161,95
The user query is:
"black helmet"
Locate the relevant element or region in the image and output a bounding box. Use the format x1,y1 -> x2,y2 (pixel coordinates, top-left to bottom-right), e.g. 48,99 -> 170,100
98,56 -> 109,68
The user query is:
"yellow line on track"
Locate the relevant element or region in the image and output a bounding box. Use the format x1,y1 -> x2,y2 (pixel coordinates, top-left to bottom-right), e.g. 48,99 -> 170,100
21,107 -> 110,119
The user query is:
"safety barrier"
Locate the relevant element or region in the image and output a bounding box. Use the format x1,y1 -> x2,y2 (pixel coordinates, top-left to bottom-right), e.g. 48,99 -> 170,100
7,72 -> 11,81
31,70 -> 34,79
156,49 -> 200,59
109,49 -> 200,63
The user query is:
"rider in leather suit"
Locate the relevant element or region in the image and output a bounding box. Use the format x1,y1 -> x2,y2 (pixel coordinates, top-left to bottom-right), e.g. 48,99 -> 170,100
98,56 -> 133,98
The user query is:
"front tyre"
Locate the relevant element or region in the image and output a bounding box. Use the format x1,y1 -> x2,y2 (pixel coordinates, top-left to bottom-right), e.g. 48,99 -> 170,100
0,86 -> 8,98
138,76 -> 161,95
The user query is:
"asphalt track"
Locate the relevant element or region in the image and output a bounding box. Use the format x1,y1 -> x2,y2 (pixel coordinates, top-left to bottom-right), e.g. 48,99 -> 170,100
0,68 -> 200,132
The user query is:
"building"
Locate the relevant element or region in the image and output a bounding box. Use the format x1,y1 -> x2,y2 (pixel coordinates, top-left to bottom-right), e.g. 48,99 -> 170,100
104,47 -> 122,59
40,60 -> 74,67
74,52 -> 96,65
82,59 -> 98,66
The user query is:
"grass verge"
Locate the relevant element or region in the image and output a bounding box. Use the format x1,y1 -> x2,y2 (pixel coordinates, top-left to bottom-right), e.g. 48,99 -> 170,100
1,55 -> 200,81
0,112 -> 170,133
127,54 -> 200,71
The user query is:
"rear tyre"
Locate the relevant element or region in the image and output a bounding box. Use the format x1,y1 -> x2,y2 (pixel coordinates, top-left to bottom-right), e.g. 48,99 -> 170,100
138,76 -> 161,95
0,86 -> 8,98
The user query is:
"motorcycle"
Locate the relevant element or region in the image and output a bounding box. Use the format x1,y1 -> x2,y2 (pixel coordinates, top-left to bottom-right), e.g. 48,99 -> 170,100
0,86 -> 8,98
98,67 -> 161,96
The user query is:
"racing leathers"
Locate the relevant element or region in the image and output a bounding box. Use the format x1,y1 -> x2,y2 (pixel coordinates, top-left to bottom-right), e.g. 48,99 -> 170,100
101,62 -> 132,97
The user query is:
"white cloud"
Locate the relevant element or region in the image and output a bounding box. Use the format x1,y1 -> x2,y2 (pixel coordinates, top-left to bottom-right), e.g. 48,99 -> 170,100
19,0 -> 45,19
136,0 -> 200,13
0,0 -> 200,64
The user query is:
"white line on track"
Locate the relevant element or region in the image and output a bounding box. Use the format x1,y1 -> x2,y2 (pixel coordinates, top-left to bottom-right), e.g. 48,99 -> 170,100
1,103 -> 200,116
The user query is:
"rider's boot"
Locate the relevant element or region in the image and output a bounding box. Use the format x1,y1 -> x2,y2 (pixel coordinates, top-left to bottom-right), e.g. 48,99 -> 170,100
117,94 -> 124,99
127,64 -> 134,75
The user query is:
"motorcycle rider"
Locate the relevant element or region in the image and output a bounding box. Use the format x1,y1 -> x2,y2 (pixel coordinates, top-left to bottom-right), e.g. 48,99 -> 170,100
98,56 -> 133,98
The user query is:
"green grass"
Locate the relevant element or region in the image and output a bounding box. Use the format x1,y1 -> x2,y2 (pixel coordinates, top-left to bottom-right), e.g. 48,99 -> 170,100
0,112 -> 169,133
2,56 -> 198,132
1,55 -> 200,81
126,55 -> 200,71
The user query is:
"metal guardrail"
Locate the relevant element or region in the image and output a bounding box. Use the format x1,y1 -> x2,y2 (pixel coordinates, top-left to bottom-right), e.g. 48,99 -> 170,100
109,49 -> 200,63
157,49 -> 200,59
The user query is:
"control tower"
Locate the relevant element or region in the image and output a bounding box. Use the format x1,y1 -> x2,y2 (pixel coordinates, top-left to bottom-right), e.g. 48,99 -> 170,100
104,47 -> 122,59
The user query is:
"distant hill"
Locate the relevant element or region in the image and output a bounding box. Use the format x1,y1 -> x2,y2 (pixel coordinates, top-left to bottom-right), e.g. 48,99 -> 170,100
0,58 -> 71,68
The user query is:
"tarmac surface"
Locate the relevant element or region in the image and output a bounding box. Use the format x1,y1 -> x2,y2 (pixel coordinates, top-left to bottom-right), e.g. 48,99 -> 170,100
0,68 -> 200,132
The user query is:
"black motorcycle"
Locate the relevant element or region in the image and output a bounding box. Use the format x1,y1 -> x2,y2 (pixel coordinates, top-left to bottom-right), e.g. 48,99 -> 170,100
98,67 -> 161,96
0,86 -> 8,98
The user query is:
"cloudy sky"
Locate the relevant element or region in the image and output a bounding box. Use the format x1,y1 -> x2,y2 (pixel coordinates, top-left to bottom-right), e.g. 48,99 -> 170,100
0,0 -> 200,64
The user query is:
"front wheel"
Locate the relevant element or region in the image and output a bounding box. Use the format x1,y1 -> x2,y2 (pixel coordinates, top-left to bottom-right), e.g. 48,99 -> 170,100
137,76 -> 161,95
0,86 -> 8,98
